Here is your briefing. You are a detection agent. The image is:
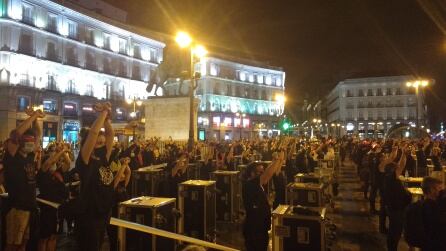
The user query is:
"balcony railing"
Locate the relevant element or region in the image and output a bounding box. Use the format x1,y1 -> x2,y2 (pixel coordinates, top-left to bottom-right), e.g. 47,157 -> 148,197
45,52 -> 62,62
47,24 -> 58,33
22,15 -> 34,25
18,46 -> 35,56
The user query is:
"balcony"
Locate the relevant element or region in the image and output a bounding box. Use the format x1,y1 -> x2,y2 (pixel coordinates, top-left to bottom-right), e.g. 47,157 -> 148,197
85,61 -> 98,71
65,57 -> 79,67
17,46 -> 35,57
45,52 -> 62,63
22,15 -> 34,26
47,24 -> 58,34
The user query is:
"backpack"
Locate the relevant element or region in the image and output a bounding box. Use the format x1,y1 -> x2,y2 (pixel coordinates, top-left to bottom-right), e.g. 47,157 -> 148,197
404,200 -> 427,247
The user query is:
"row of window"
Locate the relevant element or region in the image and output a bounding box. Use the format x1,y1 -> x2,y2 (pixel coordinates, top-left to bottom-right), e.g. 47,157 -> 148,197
15,32 -> 144,80
196,82 -> 276,101
11,71 -> 130,100
345,87 -> 414,97
345,110 -> 417,120
19,2 -> 158,62
344,102 -> 416,109
207,63 -> 283,87
17,96 -> 137,120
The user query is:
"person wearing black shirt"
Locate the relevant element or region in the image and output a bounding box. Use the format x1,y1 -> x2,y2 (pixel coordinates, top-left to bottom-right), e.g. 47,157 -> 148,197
75,102 -> 115,251
107,156 -> 131,251
420,177 -> 443,251
383,143 -> 410,251
242,146 -> 285,251
37,146 -> 71,251
3,108 -> 44,251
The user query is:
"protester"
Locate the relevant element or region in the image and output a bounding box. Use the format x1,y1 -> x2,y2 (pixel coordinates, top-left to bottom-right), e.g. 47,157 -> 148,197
242,139 -> 286,251
383,142 -> 410,251
75,102 -> 115,251
37,145 -> 71,251
3,108 -> 44,251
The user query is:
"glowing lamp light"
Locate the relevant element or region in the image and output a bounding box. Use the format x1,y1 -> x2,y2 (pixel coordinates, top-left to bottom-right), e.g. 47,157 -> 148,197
175,31 -> 192,48
283,122 -> 290,130
130,112 -> 136,118
82,107 -> 93,111
275,94 -> 286,103
126,99 -> 133,104
346,123 -> 355,131
136,100 -> 143,106
193,45 -> 207,58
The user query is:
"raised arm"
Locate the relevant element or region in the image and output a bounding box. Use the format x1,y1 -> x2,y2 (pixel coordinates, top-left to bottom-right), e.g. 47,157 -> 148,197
104,117 -> 114,162
7,109 -> 44,156
396,145 -> 407,177
113,158 -> 130,189
260,150 -> 285,185
42,149 -> 70,172
80,107 -> 109,165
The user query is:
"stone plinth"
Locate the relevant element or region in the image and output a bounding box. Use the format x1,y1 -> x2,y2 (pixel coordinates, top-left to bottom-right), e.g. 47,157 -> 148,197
144,97 -> 199,141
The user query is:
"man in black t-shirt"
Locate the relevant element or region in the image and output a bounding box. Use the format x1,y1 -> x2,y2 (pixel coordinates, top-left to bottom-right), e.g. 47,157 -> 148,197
75,102 -> 116,251
383,143 -> 410,251
242,148 -> 285,251
3,109 -> 44,251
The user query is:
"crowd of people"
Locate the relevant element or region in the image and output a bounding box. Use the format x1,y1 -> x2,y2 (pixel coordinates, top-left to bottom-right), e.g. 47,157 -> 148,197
351,137 -> 446,251
1,102 -> 446,251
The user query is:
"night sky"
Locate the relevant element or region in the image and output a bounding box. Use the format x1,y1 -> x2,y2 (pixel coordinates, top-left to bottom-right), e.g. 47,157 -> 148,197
104,0 -> 446,128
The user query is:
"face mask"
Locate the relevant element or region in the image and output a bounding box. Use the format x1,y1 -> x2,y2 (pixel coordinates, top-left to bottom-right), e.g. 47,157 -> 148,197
23,142 -> 35,153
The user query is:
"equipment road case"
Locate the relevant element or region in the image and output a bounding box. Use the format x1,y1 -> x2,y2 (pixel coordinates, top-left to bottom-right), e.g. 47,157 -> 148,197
131,164 -> 167,197
118,196 -> 177,251
210,170 -> 241,222
178,180 -> 216,242
294,172 -> 327,184
286,182 -> 327,208
399,176 -> 423,188
407,187 -> 424,202
272,205 -> 336,251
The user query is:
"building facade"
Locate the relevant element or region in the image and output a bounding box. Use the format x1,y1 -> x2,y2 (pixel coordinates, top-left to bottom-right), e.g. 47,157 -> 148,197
164,56 -> 286,140
326,75 -> 429,139
0,0 -> 165,146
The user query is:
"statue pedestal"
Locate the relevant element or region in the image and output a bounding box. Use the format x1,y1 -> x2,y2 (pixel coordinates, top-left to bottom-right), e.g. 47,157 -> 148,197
144,97 -> 199,141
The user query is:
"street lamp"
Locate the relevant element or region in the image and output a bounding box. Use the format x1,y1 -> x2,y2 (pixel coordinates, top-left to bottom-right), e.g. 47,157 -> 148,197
127,96 -> 143,140
175,31 -> 207,152
406,79 -> 429,129
235,112 -> 246,139
275,94 -> 286,116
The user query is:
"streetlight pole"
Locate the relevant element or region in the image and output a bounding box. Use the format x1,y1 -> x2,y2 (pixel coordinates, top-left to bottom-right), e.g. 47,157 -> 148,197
175,32 -> 207,152
406,80 -> 428,132
188,49 -> 195,152
236,112 -> 246,139
127,96 -> 142,141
